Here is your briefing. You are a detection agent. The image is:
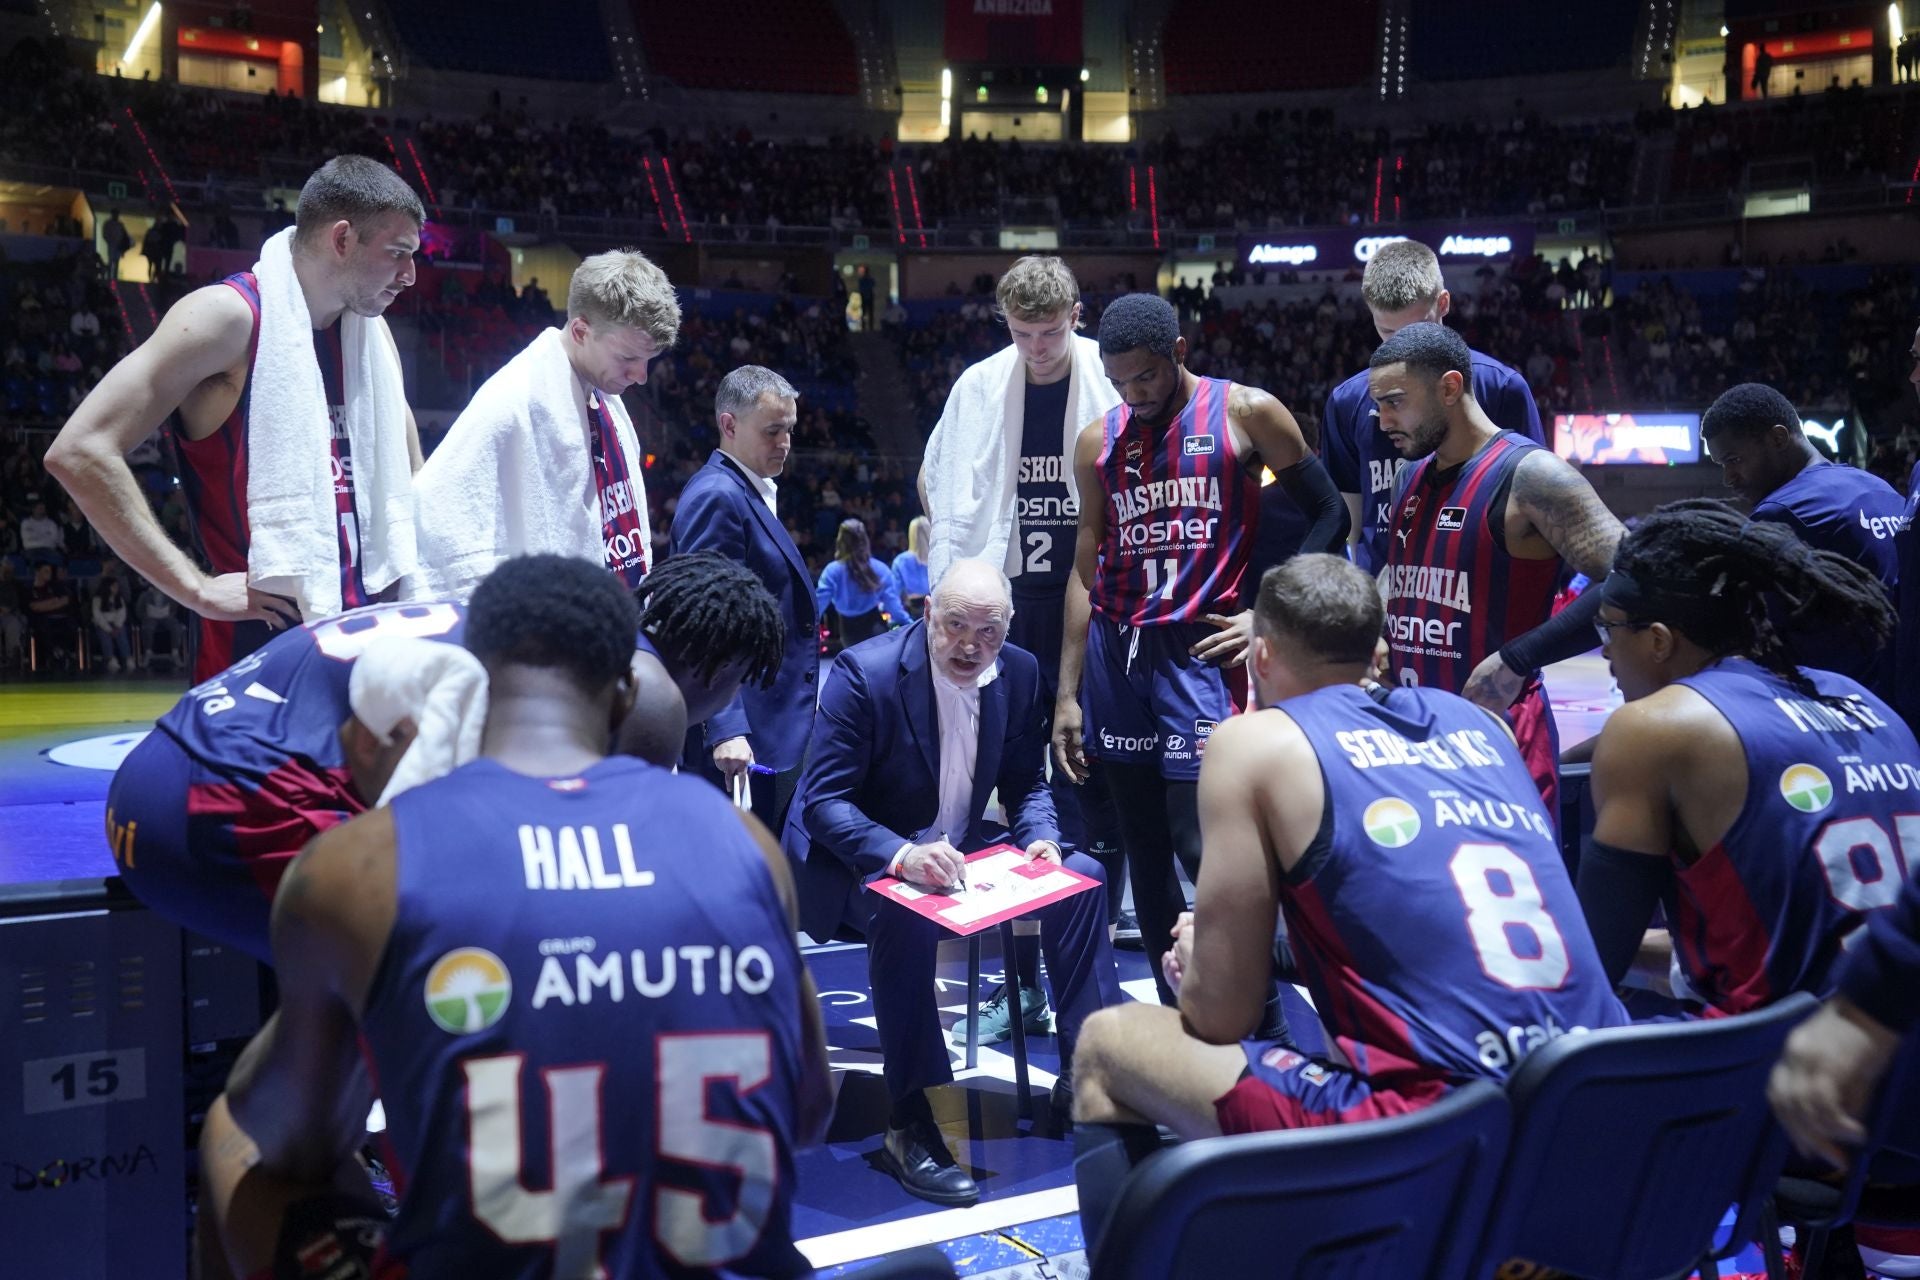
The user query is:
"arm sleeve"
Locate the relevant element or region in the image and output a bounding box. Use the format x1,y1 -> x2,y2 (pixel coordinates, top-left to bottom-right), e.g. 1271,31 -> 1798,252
1575,834 -> 1674,987
1839,872 -> 1920,1034
1274,454 -> 1349,557
1498,580 -> 1605,675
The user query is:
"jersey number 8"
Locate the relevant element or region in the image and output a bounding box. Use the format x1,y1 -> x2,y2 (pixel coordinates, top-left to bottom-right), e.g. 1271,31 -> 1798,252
1449,842 -> 1571,991
310,601 -> 462,663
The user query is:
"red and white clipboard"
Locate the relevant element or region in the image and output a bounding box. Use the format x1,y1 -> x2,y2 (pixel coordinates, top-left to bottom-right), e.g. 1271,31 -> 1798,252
867,843 -> 1100,937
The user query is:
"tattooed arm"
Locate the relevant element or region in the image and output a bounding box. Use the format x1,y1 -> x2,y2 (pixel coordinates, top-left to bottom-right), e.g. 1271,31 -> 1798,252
1460,450 -> 1624,711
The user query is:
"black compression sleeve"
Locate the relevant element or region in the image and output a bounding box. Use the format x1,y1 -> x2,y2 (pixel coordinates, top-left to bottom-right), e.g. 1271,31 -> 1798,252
1499,580 -> 1605,677
1575,834 -> 1673,987
1274,454 -> 1350,556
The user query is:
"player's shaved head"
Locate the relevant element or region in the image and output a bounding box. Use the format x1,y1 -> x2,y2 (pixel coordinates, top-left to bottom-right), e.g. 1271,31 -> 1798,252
1254,554 -> 1383,666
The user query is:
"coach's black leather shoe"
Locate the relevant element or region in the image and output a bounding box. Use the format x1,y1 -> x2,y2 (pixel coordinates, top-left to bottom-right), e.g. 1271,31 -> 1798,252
880,1116 -> 979,1206
1049,1074 -> 1075,1132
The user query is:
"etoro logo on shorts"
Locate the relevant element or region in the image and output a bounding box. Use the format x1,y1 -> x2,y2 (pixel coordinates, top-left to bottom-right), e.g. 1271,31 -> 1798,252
425,947 -> 512,1034
1362,798 -> 1421,848
1099,729 -> 1158,754
1779,764 -> 1834,814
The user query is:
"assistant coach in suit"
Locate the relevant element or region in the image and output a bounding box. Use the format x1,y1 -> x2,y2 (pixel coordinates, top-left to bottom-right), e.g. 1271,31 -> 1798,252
783,557 -> 1120,1206
670,365 -> 818,824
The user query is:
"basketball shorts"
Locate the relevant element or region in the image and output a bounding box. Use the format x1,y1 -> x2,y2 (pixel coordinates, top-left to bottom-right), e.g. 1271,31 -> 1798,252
1212,1039 -> 1452,1134
1507,680 -> 1560,821
244,1191 -> 404,1280
107,729 -> 362,963
1080,614 -> 1235,782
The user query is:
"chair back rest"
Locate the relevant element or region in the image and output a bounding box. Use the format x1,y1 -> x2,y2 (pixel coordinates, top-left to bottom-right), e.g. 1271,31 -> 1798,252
1092,1079 -> 1511,1280
1475,992 -> 1817,1280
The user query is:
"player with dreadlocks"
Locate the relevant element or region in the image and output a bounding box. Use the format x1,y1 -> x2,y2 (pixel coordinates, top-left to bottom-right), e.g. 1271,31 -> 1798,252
1575,498 -> 1919,1017
620,550 -> 788,766
108,551 -> 783,961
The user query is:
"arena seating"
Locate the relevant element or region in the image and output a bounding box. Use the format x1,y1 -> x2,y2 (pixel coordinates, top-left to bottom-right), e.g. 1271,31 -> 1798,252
632,0 -> 858,94
1162,0 -> 1379,95
1409,0 -> 1639,81
386,0 -> 611,81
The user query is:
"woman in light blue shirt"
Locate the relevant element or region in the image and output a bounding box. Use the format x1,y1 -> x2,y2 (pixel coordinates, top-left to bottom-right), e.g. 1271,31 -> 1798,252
891,515 -> 931,620
817,517 -> 907,650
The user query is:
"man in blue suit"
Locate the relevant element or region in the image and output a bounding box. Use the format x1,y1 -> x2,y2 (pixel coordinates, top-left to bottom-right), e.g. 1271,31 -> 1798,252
670,365 -> 818,824
784,557 -> 1121,1206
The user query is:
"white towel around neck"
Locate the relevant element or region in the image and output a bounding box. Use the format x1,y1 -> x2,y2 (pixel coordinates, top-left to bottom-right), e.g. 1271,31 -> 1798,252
920,331 -> 1119,587
246,228 -> 417,620
403,326 -> 650,602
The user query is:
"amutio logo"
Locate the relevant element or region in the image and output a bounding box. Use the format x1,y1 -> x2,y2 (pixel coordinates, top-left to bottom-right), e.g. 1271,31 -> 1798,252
425,947 -> 513,1034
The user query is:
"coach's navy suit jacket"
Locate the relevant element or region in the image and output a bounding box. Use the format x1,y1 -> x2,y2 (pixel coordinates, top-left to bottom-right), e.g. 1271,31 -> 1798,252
781,619 -> 1059,942
670,450 -> 819,771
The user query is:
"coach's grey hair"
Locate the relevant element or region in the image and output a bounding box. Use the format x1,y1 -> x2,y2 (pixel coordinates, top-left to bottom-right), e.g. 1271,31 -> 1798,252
1361,239 -> 1445,314
714,365 -> 799,425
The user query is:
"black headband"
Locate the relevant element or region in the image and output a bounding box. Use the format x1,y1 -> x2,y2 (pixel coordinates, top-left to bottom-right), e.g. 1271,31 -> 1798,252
1601,567 -> 1731,638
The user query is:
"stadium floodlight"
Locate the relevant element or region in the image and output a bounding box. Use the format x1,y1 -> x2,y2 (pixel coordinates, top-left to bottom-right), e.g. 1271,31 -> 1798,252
124,1 -> 160,66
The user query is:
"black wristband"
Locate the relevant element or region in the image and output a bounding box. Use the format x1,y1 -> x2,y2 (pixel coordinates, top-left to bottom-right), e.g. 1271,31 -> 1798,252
1575,833 -> 1673,988
1500,580 -> 1606,677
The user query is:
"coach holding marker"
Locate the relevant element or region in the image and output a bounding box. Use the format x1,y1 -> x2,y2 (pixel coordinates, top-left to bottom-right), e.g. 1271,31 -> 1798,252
782,558 -> 1119,1206
670,365 -> 817,827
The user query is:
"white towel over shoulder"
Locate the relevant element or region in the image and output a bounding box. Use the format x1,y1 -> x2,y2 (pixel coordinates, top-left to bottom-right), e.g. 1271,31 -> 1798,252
246,228 -> 417,620
920,332 -> 1119,587
405,326 -> 650,602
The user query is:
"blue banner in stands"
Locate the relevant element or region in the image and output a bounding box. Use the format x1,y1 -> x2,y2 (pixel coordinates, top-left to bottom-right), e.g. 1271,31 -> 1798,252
1238,224 -> 1536,270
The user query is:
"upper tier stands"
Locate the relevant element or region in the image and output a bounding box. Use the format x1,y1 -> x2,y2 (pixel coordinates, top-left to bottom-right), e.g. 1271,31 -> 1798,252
632,0 -> 858,94
1409,0 -> 1640,81
386,0 -> 611,81
1163,0 -> 1380,94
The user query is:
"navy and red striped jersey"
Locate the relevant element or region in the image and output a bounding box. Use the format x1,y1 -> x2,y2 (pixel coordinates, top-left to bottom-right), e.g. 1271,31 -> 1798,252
589,391 -> 650,589
166,271 -> 369,681
1271,683 -> 1626,1087
1383,432 -> 1560,694
362,755 -> 811,1278
1090,377 -> 1260,626
1669,657 -> 1920,1015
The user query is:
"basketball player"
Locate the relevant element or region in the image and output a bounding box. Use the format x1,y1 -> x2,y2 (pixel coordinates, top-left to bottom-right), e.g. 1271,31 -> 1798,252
1374,323 -> 1624,813
1322,238 -> 1544,572
408,249 -> 680,600
1701,382 -> 1906,705
107,552 -> 784,961
1054,293 -> 1347,1002
1068,555 -> 1626,1253
919,256 -> 1127,1041
198,555 -> 831,1280
48,157 -> 429,682
1898,323 -> 1920,734
1576,501 -> 1918,1014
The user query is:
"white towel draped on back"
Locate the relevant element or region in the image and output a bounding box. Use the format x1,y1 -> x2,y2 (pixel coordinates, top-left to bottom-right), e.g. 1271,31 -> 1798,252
347,635 -> 489,805
920,332 -> 1119,588
246,228 -> 417,620
404,327 -> 650,602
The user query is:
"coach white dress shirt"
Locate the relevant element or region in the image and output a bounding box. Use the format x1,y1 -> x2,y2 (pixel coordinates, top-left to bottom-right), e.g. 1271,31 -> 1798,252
721,452 -> 779,515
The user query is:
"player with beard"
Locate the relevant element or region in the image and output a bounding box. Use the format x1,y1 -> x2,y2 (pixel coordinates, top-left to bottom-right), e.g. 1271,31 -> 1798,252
1374,323 -> 1623,813
1054,293 -> 1347,1003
